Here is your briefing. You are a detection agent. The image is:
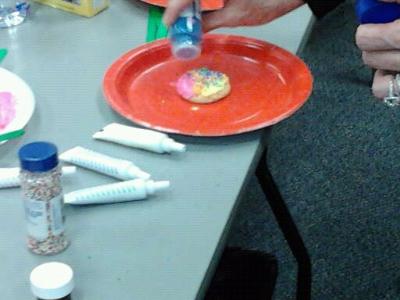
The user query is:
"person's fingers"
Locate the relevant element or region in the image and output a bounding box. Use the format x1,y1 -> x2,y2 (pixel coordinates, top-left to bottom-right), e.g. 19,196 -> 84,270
356,20 -> 400,51
202,8 -> 237,32
372,69 -> 394,99
163,0 -> 193,27
362,50 -> 400,71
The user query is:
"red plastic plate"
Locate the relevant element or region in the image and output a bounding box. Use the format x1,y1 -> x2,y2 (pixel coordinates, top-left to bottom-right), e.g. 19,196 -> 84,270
141,0 -> 224,11
103,34 -> 313,137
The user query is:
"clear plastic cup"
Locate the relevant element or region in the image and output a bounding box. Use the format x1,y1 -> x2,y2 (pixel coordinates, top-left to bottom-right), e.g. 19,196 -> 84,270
0,0 -> 29,28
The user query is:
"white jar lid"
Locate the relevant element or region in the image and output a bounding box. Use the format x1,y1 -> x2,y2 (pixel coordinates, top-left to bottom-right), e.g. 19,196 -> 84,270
30,262 -> 74,300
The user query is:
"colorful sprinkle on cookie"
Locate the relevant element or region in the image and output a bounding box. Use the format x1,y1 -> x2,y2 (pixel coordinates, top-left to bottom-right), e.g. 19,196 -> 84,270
176,67 -> 231,104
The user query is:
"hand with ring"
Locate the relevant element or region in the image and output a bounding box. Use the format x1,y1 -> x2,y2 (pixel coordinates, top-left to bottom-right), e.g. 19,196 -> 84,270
356,3 -> 400,100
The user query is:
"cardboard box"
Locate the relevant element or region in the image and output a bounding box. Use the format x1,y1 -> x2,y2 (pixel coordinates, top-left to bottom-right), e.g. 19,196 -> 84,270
34,0 -> 109,17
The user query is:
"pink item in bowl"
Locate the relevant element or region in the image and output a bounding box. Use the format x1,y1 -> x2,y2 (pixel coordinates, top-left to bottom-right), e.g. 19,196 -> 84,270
0,91 -> 16,130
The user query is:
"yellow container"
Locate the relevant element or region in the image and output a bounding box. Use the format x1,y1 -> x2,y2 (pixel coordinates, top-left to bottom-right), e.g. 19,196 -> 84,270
34,0 -> 109,17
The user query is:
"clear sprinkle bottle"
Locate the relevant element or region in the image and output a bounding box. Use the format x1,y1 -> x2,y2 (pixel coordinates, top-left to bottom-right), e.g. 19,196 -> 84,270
169,0 -> 202,60
19,142 -> 69,255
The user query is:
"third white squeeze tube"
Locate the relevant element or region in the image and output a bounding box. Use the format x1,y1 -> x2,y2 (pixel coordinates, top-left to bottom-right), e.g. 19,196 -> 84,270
59,146 -> 150,180
64,178 -> 170,205
93,123 -> 186,154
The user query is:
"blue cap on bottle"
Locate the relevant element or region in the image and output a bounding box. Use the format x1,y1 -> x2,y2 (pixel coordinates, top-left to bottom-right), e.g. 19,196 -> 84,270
18,142 -> 59,172
356,0 -> 400,24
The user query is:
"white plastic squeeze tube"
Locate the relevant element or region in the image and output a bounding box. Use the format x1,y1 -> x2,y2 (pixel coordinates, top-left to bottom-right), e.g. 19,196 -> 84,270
93,123 -> 186,154
59,146 -> 150,180
64,178 -> 170,205
0,166 -> 76,189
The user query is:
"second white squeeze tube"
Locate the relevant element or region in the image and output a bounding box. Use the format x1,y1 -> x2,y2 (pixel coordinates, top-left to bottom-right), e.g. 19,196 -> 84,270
59,146 -> 150,180
93,123 -> 186,154
64,178 -> 170,205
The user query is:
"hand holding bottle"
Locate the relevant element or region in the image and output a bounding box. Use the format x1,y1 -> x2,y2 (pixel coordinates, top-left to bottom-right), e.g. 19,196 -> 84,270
163,0 -> 304,32
355,0 -> 400,99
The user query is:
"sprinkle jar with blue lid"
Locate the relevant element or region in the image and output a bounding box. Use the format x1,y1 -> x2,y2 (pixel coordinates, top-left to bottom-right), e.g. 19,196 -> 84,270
19,142 -> 69,255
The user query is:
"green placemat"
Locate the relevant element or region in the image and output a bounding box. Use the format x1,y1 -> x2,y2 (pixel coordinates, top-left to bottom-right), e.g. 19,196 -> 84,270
0,129 -> 25,142
0,48 -> 7,63
146,6 -> 168,42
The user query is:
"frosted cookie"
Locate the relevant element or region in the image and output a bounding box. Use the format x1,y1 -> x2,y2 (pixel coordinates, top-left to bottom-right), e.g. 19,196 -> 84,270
176,67 -> 231,104
0,92 -> 16,130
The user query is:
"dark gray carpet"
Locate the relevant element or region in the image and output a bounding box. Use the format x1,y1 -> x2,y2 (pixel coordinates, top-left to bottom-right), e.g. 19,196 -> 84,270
227,1 -> 400,299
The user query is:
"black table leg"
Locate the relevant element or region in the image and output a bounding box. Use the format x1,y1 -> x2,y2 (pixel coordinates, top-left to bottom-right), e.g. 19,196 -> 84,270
255,148 -> 312,300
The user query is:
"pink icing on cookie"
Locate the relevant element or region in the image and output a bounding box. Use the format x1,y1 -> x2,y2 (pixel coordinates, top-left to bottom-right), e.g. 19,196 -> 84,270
0,92 -> 16,130
176,73 -> 196,99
